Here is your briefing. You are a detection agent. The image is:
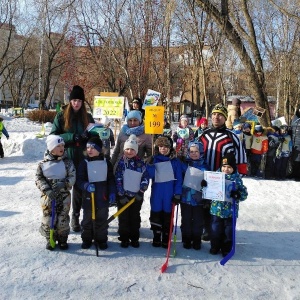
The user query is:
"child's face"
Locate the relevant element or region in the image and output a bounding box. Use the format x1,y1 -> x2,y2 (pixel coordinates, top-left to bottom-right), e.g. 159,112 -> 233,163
189,146 -> 200,160
86,145 -> 100,157
200,123 -> 207,128
234,125 -> 242,131
51,144 -> 64,156
221,165 -> 234,175
159,146 -> 170,156
243,128 -> 250,133
124,148 -> 136,159
180,119 -> 188,128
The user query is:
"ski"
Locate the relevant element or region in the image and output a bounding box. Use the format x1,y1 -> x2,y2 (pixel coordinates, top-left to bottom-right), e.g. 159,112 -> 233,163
171,205 -> 179,257
49,199 -> 56,249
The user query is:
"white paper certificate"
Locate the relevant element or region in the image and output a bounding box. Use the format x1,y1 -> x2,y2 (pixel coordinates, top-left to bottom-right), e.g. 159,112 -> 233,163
202,171 -> 225,201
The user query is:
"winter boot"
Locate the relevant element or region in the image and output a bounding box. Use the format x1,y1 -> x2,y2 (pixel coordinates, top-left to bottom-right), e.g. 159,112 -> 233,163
98,242 -> 108,250
71,215 -> 81,232
183,240 -> 192,249
152,231 -> 161,247
130,240 -> 140,248
192,239 -> 202,250
46,240 -> 54,251
221,241 -> 232,257
81,241 -> 92,249
161,232 -> 169,249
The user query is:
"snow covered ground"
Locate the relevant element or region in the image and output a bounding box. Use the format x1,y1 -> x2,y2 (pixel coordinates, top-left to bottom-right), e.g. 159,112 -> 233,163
0,114 -> 299,300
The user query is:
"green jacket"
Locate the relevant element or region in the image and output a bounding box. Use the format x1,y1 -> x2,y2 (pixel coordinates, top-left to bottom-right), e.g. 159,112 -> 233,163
50,111 -> 94,168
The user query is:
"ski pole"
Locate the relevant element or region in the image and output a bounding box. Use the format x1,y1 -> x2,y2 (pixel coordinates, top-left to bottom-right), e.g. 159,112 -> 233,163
98,197 -> 135,231
91,192 -> 99,257
49,199 -> 56,249
161,203 -> 175,273
220,182 -> 236,266
171,204 -> 179,257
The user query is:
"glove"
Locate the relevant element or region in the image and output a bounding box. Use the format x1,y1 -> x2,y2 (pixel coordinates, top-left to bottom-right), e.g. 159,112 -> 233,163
73,132 -> 89,143
119,196 -> 129,205
85,183 -> 95,193
7,136 -> 9,140
172,195 -> 181,205
135,191 -> 144,201
279,137 -> 285,143
147,156 -> 154,166
52,181 -> 66,193
201,179 -> 207,187
109,193 -> 116,206
230,190 -> 241,200
45,190 -> 56,200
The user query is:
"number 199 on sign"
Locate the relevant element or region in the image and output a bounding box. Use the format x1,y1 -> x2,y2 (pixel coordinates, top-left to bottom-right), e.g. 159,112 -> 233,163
149,121 -> 161,127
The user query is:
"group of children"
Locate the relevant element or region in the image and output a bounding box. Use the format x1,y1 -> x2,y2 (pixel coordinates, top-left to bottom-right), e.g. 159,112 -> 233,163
36,120 -> 248,258
231,121 -> 293,179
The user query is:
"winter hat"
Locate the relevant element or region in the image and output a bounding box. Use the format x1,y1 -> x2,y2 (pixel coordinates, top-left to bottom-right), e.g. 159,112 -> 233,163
188,141 -> 204,155
272,125 -> 280,132
69,85 -> 85,101
86,136 -> 103,153
180,115 -> 189,123
132,98 -> 141,105
212,103 -> 228,119
46,135 -> 65,152
221,152 -> 237,173
124,134 -> 138,153
155,136 -> 172,148
254,124 -> 263,133
243,122 -> 252,130
231,98 -> 241,106
127,110 -> 142,124
199,117 -> 208,126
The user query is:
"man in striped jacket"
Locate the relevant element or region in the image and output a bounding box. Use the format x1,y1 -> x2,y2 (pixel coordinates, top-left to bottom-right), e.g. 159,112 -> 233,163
197,103 -> 247,241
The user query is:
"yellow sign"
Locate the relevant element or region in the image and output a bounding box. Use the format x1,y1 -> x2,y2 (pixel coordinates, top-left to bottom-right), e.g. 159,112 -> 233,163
93,96 -> 124,119
145,106 -> 164,134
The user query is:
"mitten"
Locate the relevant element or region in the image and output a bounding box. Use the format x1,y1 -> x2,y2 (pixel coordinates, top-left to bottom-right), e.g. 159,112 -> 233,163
119,196 -> 129,205
52,180 -> 66,193
135,191 -> 144,201
80,131 -> 89,142
172,195 -> 181,205
201,179 -> 207,187
147,156 -> 154,166
85,183 -> 95,193
73,134 -> 82,143
45,190 -> 56,200
109,193 -> 116,205
230,190 -> 241,200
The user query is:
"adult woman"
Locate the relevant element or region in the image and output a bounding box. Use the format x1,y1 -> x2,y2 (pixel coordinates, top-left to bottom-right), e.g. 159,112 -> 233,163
50,85 -> 95,232
111,110 -> 152,169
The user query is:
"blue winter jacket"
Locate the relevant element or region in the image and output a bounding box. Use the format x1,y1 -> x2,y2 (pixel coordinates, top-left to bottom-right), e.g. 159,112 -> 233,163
147,153 -> 182,213
210,172 -> 248,218
181,157 -> 209,206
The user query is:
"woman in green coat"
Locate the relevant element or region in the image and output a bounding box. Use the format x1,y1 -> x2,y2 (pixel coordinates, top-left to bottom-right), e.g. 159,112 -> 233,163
50,85 -> 95,232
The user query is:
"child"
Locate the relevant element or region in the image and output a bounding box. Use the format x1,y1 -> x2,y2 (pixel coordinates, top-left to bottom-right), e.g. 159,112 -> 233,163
115,134 -> 150,248
172,115 -> 194,160
274,125 -> 293,180
147,136 -> 183,248
232,120 -> 244,143
250,124 -> 268,177
0,117 -> 9,158
209,153 -> 248,257
99,116 -> 115,158
76,136 -> 116,250
35,135 -> 76,250
181,141 -> 209,250
265,126 -> 280,179
194,117 -> 208,140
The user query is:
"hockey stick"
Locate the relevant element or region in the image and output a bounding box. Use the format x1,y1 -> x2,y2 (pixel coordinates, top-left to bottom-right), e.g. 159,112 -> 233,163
161,203 -> 175,273
49,199 -> 56,248
220,182 -> 236,266
171,204 -> 179,257
98,197 -> 136,231
91,192 -> 99,257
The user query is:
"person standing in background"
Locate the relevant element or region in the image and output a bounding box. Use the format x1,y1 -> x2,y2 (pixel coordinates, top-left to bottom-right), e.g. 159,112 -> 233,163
50,85 -> 95,232
0,117 -> 9,158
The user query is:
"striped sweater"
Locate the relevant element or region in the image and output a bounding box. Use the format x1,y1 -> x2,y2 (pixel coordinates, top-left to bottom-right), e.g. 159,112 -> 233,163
198,125 -> 247,174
